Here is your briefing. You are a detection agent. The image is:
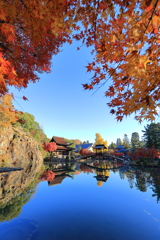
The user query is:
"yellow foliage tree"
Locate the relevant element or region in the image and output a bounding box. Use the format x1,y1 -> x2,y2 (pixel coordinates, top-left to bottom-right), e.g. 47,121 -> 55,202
0,94 -> 17,131
93,133 -> 108,152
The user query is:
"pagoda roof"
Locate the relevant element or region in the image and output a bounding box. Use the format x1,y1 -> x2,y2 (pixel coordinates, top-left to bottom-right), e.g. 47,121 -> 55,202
93,144 -> 107,149
94,175 -> 109,182
75,143 -> 93,151
56,146 -> 75,151
50,136 -> 71,146
115,145 -> 127,152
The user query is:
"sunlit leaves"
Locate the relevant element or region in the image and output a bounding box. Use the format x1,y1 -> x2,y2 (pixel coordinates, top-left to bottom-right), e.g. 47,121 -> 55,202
0,0 -> 160,122
42,142 -> 57,152
0,94 -> 18,130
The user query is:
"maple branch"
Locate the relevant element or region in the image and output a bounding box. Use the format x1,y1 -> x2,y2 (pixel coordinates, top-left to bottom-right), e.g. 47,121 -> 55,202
93,0 -> 99,41
0,43 -> 8,51
20,0 -> 32,16
91,68 -> 116,97
144,0 -> 159,33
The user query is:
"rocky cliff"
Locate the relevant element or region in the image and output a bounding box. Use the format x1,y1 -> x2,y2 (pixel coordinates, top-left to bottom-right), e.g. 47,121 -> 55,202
0,126 -> 43,209
0,126 -> 43,167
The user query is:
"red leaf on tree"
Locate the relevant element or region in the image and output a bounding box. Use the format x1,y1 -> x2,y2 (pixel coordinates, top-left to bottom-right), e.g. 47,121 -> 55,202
42,142 -> 57,152
82,84 -> 93,90
80,148 -> 92,156
86,64 -> 93,72
110,109 -> 115,114
22,96 -> 28,101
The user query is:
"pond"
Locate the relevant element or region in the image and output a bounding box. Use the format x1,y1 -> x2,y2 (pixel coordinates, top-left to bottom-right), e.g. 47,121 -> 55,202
0,160 -> 160,240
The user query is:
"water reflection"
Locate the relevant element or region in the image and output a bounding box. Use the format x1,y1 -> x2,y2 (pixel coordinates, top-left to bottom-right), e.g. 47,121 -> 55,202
0,160 -> 160,240
0,161 -> 44,222
42,160 -> 160,202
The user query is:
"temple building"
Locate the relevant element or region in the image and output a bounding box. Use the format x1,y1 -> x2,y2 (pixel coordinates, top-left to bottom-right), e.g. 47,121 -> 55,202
75,143 -> 93,153
50,136 -> 75,158
93,144 -> 107,156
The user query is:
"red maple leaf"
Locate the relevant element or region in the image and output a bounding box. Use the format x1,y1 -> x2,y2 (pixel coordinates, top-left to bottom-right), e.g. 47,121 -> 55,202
22,96 -> 28,101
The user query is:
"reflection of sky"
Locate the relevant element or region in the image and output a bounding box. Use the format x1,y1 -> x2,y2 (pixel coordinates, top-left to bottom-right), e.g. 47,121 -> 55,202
0,170 -> 160,240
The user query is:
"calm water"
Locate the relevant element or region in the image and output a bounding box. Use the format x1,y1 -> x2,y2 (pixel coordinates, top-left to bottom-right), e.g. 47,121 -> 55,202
0,161 -> 160,240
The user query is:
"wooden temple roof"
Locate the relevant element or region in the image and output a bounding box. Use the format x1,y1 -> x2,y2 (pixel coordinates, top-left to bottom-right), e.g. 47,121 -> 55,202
50,136 -> 72,146
56,146 -> 72,150
94,175 -> 109,182
93,144 -> 107,149
48,175 -> 67,186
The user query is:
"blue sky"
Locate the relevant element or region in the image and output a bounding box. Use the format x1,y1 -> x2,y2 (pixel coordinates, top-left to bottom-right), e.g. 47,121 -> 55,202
10,41 -> 150,144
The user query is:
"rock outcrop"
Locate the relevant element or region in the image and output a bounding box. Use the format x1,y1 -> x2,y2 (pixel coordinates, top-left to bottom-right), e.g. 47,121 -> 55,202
0,126 -> 43,168
0,126 -> 43,208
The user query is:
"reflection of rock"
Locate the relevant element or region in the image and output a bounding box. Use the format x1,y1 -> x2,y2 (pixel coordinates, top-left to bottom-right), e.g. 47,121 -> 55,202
0,218 -> 39,240
0,162 -> 42,206
0,162 -> 42,221
0,189 -> 35,222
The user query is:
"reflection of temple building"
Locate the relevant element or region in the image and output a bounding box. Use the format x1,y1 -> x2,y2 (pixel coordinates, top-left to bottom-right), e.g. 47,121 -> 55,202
50,136 -> 75,158
94,169 -> 110,186
48,175 -> 68,186
47,166 -> 74,186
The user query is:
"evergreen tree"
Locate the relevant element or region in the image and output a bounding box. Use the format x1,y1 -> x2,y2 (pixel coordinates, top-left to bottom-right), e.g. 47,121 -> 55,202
109,142 -> 116,149
131,132 -> 140,151
116,138 -> 122,146
123,134 -> 131,149
142,123 -> 160,150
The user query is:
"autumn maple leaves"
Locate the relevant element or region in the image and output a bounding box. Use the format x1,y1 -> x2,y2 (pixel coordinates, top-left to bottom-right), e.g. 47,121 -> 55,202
0,0 -> 160,122
42,142 -> 57,153
81,0 -> 160,122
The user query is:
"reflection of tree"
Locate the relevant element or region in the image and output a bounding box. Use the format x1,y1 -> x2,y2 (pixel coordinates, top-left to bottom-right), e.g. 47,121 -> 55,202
119,171 -> 125,180
0,189 -> 35,222
39,170 -> 55,181
80,164 -> 92,173
96,169 -> 110,177
150,170 -> 160,203
151,182 -> 160,203
112,168 -> 118,174
125,172 -> 135,189
97,181 -> 103,187
135,171 -> 147,192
